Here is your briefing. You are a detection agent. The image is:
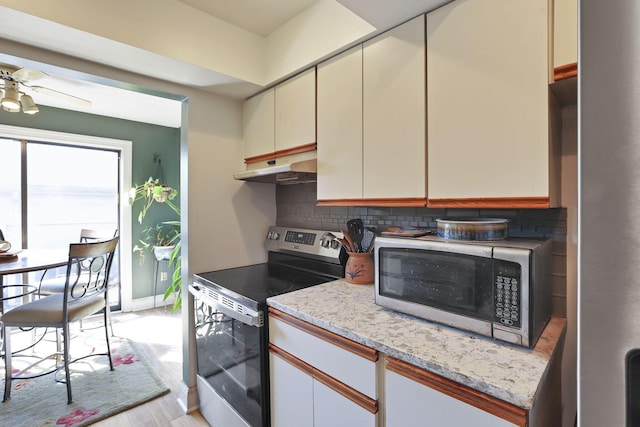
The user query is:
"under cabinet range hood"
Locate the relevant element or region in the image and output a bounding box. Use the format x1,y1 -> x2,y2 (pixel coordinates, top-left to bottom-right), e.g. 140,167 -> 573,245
233,159 -> 317,184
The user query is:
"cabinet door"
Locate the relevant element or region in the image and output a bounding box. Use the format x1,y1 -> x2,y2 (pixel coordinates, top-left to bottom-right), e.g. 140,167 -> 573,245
427,0 -> 555,206
313,380 -> 376,427
317,45 -> 364,201
363,15 -> 426,200
275,67 -> 316,152
386,369 -> 518,427
554,0 -> 578,69
270,352 -> 314,427
242,88 -> 275,160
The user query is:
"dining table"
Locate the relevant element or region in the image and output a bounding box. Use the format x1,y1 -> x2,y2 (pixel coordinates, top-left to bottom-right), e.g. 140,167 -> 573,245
0,248 -> 69,314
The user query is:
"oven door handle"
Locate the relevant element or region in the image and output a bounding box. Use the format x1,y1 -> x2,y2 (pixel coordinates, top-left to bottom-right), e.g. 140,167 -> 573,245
189,284 -> 264,327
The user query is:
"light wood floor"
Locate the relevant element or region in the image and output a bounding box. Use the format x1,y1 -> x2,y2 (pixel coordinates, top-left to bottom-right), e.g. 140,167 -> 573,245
87,307 -> 209,427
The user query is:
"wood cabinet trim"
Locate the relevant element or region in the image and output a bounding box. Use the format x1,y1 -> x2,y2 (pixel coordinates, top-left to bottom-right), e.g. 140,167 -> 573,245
554,62 -> 578,81
427,197 -> 550,209
244,142 -> 317,164
270,344 -> 379,414
317,198 -> 427,207
269,308 -> 378,362
386,357 -> 527,427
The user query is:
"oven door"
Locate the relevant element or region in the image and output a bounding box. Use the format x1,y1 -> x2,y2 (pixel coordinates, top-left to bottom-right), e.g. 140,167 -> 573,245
374,238 -> 495,337
190,285 -> 268,427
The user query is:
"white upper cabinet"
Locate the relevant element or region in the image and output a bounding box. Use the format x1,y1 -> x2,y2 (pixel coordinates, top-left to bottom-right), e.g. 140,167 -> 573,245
363,15 -> 426,201
553,0 -> 578,71
317,45 -> 364,201
275,67 -> 316,152
241,68 -> 316,164
242,88 -> 275,161
427,0 -> 560,208
317,15 -> 426,206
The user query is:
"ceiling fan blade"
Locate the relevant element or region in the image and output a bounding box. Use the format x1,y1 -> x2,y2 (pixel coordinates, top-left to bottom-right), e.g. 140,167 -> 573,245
28,85 -> 92,107
12,67 -> 48,83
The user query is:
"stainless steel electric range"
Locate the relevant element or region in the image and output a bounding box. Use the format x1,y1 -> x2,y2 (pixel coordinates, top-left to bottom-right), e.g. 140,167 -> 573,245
189,226 -> 345,427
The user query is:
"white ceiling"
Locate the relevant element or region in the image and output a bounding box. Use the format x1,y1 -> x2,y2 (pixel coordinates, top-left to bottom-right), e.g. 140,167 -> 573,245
0,0 -> 449,128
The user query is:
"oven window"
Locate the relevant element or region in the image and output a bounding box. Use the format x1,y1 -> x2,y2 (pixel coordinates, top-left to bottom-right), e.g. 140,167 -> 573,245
378,248 -> 494,320
194,302 -> 263,427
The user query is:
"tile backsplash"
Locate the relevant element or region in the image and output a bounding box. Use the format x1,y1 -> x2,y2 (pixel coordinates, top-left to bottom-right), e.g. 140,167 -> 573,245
276,183 -> 568,317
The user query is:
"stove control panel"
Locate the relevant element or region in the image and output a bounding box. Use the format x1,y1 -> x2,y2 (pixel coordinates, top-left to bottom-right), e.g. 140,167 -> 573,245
265,226 -> 343,263
284,230 -> 316,245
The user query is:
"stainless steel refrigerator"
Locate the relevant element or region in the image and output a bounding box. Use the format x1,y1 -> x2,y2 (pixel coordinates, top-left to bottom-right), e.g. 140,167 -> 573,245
580,1 -> 640,425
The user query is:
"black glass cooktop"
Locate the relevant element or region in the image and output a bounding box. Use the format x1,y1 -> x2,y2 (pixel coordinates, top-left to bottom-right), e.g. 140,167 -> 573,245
194,262 -> 335,309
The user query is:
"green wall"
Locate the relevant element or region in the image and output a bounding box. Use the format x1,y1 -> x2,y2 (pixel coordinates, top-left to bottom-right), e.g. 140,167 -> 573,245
0,105 -> 181,300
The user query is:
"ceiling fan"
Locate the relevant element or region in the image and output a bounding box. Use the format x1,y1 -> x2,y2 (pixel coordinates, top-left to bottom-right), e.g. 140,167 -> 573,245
0,63 -> 92,115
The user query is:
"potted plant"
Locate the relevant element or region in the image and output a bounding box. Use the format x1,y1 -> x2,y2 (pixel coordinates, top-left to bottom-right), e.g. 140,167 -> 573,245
133,223 -> 179,263
131,177 -> 178,224
130,176 -> 182,311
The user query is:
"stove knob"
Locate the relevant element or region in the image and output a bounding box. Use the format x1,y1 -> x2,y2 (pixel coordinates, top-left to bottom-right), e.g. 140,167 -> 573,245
321,239 -> 330,248
330,240 -> 340,249
271,232 -> 280,240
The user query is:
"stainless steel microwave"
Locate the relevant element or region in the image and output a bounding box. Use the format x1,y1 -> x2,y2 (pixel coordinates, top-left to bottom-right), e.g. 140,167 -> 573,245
374,235 -> 552,348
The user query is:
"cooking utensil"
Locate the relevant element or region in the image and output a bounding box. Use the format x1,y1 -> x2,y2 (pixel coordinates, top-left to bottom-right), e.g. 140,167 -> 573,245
347,219 -> 364,252
337,237 -> 353,252
361,228 -> 376,253
436,218 -> 508,241
341,230 -> 356,253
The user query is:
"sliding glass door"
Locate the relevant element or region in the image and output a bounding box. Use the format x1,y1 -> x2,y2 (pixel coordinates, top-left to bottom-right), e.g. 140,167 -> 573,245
0,138 -> 121,310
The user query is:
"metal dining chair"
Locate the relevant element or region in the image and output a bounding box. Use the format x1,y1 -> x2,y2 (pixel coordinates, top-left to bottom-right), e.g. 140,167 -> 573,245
38,228 -> 118,295
2,236 -> 119,404
38,228 -> 118,335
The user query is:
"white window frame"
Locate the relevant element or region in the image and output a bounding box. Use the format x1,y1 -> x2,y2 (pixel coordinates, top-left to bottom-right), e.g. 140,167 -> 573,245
0,124 -> 133,312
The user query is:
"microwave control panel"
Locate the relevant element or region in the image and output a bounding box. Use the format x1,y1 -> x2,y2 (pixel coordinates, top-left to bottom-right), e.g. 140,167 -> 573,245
494,260 -> 521,328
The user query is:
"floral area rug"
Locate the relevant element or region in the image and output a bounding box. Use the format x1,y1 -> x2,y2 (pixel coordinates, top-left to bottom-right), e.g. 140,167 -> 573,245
0,333 -> 170,427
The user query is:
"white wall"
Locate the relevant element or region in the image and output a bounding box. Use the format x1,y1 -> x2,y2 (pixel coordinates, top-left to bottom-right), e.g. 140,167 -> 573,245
265,0 -> 375,83
0,0 -> 265,85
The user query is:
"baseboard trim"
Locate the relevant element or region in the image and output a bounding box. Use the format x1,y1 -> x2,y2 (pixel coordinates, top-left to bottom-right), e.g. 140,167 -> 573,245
177,381 -> 199,414
128,294 -> 176,312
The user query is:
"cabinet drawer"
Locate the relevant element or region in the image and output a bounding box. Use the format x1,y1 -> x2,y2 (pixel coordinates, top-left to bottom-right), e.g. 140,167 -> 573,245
269,308 -> 378,398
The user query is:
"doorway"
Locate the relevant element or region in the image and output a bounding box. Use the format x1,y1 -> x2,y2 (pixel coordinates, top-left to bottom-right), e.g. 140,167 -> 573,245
0,125 -> 133,312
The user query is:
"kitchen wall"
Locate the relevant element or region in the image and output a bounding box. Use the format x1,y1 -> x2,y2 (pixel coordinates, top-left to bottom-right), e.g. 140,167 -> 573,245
277,183 -> 568,317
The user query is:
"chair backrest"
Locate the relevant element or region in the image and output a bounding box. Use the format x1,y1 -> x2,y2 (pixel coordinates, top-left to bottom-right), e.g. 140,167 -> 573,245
64,237 -> 119,306
79,228 -> 118,243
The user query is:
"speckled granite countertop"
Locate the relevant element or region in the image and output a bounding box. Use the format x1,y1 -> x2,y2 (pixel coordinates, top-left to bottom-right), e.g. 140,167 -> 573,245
267,279 -> 566,410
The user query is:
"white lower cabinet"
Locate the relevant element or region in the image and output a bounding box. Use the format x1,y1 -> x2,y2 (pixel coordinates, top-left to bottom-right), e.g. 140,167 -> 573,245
269,352 -> 313,427
269,309 -> 537,427
313,380 -> 376,427
270,351 -> 376,427
268,309 -> 379,427
386,369 -> 518,427
385,357 -> 527,427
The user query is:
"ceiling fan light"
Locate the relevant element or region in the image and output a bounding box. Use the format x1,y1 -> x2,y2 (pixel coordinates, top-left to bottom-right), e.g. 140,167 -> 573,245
2,102 -> 20,113
21,94 -> 39,114
1,84 -> 20,110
